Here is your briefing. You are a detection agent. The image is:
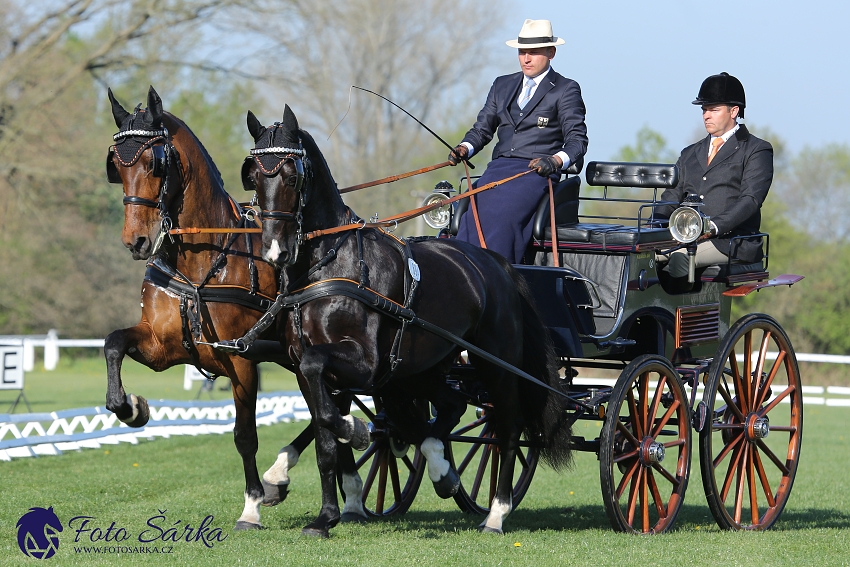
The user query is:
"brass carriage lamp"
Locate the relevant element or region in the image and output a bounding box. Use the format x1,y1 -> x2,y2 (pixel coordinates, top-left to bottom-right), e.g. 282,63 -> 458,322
422,180 -> 456,230
668,194 -> 712,282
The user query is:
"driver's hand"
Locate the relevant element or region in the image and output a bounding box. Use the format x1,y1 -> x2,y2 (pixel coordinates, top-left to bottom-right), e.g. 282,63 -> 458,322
529,155 -> 562,177
448,145 -> 468,166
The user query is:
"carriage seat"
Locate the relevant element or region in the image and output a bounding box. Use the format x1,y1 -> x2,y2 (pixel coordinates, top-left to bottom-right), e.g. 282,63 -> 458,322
543,224 -> 672,246
449,158 -> 583,237
536,162 -> 680,247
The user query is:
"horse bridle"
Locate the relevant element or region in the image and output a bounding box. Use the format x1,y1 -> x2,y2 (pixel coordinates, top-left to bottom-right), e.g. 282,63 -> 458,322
242,128 -> 309,265
107,122 -> 179,252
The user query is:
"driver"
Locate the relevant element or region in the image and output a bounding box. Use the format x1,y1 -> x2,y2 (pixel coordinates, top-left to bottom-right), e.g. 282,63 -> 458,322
655,72 -> 773,284
448,19 -> 588,263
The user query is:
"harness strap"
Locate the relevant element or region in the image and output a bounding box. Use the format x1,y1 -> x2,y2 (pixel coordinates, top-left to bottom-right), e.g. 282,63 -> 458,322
303,169 -> 534,240
276,279 -> 590,407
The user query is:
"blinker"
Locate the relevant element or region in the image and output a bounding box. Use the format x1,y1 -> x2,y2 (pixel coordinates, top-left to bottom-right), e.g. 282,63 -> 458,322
106,149 -> 121,184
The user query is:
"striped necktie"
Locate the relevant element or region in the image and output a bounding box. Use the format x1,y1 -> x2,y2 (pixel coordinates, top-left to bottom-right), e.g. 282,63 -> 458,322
707,137 -> 724,165
518,77 -> 535,109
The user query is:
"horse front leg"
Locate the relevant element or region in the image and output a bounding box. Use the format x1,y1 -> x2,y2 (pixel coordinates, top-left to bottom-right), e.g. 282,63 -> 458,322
104,324 -> 158,427
297,345 -> 373,537
227,357 -> 266,531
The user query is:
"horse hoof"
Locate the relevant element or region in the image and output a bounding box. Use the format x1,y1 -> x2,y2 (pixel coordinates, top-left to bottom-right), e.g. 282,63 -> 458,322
348,416 -> 371,451
433,468 -> 460,499
478,525 -> 504,535
340,512 -> 368,524
121,394 -> 150,428
301,527 -> 330,538
261,479 -> 289,507
234,521 -> 264,531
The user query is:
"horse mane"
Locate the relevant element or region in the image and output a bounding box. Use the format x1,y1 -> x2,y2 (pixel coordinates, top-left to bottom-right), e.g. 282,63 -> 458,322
297,127 -> 345,209
162,111 -> 227,195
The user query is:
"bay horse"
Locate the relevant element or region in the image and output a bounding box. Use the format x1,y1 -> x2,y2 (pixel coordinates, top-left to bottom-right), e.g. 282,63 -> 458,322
103,87 -> 367,530
242,105 -> 573,536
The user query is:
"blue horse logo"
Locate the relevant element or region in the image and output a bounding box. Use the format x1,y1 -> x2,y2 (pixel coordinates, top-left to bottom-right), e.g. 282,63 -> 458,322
16,507 -> 63,559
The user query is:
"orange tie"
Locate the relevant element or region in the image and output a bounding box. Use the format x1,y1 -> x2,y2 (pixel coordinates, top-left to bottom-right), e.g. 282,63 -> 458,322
707,137 -> 724,165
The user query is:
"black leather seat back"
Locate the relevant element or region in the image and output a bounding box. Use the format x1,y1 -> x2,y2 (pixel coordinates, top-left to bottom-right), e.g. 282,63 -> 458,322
585,161 -> 678,188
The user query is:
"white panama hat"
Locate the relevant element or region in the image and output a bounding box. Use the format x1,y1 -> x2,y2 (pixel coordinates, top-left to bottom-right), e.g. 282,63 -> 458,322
505,19 -> 565,49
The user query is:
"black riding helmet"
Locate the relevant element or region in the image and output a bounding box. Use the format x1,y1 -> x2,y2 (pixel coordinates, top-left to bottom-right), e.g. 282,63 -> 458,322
692,72 -> 746,118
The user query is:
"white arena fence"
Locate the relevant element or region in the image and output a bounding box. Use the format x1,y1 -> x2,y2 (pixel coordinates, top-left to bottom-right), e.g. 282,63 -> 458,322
0,335 -> 847,462
0,392 -> 374,462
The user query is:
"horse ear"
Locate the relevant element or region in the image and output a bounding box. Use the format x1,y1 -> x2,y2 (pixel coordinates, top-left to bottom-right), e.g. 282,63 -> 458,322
147,86 -> 163,126
282,104 -> 299,132
246,110 -> 265,142
108,88 -> 131,128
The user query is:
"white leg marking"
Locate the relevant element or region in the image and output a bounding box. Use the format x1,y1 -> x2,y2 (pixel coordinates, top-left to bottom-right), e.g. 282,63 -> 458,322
480,495 -> 512,532
238,492 -> 264,526
120,394 -> 140,424
338,415 -> 356,444
421,437 -> 450,482
341,472 -> 366,517
265,239 -> 282,263
263,445 -> 299,485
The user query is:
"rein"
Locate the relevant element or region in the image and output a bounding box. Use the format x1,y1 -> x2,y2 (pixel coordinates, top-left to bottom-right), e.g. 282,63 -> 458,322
304,169 -> 534,240
339,161 -> 453,194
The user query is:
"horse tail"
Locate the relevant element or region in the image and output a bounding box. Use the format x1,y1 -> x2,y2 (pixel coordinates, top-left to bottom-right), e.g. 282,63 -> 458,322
507,264 -> 573,471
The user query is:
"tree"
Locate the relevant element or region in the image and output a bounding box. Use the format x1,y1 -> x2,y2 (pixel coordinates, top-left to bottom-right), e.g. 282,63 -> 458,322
611,125 -> 677,164
241,0 -> 507,219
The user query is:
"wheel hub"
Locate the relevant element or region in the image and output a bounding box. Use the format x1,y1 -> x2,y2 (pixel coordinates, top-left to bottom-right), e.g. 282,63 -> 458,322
746,414 -> 770,440
640,437 -> 665,465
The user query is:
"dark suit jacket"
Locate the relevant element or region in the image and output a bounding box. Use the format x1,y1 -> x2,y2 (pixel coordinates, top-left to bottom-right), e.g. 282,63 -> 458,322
461,68 -> 588,166
656,125 -> 773,263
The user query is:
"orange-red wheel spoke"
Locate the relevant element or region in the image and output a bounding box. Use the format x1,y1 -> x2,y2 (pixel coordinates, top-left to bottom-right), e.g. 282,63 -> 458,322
626,465 -> 642,526
651,399 -> 680,438
616,457 -> 640,501
469,442 -> 493,502
639,372 -> 650,437
647,375 -> 668,432
647,469 -> 668,520
627,388 -> 643,439
747,446 -> 759,525
720,438 -> 745,502
651,460 -> 679,488
755,350 -> 785,408
456,435 -> 485,476
755,439 -> 791,475
752,448 -> 777,507
760,385 -> 795,416
375,454 -> 389,514
616,419 -> 641,448
717,378 -> 747,423
713,426 -> 744,469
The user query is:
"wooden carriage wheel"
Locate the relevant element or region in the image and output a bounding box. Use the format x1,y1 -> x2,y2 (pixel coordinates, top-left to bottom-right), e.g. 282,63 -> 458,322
445,407 -> 540,515
339,398 -> 425,518
699,314 -> 803,530
599,355 -> 692,534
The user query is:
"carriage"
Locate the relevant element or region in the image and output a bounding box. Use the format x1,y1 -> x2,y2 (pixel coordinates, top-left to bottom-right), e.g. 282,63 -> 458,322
105,90 -> 802,537
345,160 -> 803,534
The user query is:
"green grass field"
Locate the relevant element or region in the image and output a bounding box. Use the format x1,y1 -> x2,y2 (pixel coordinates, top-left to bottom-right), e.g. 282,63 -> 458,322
2,358 -> 849,566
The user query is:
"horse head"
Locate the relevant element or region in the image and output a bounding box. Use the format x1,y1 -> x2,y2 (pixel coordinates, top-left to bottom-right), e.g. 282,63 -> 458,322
242,106 -> 309,267
107,86 -> 180,260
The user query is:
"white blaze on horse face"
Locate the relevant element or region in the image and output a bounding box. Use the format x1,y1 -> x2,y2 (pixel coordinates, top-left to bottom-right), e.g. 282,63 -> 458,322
340,472 -> 367,518
265,239 -> 282,263
263,445 -> 299,486
421,437 -> 450,482
238,492 -> 264,527
480,495 -> 513,532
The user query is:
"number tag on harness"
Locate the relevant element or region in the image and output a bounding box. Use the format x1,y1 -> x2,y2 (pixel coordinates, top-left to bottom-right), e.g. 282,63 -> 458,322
408,259 -> 421,282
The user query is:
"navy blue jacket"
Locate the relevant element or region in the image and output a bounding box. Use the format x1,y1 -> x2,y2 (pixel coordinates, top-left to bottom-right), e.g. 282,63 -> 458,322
461,68 -> 588,166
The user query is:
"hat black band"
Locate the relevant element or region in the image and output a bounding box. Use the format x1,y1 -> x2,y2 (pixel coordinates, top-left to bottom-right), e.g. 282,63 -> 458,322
517,36 -> 555,44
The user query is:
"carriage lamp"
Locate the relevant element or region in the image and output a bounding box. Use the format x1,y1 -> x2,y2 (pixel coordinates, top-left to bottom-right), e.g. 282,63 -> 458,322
668,194 -> 712,283
422,180 -> 455,230
668,195 -> 711,244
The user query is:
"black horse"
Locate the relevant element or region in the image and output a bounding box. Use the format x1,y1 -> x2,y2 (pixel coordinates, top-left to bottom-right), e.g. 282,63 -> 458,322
103,87 -> 362,530
241,105 -> 573,536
